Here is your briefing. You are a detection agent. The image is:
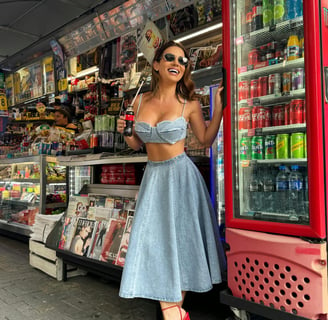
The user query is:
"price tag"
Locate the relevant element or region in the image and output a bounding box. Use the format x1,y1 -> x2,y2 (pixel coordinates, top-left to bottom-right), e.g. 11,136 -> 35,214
247,65 -> 254,71
235,36 -> 244,45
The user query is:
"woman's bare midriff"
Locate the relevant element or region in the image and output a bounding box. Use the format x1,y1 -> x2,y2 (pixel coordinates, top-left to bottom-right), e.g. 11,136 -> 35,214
145,140 -> 186,161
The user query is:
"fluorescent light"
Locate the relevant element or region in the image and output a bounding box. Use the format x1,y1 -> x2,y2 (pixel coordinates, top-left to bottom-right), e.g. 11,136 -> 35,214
68,65 -> 99,81
175,22 -> 223,42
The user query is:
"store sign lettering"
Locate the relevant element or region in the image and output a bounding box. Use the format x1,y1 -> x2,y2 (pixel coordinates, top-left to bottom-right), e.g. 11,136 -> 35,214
324,7 -> 328,27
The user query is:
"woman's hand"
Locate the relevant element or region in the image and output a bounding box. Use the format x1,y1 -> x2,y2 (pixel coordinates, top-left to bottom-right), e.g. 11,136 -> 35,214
117,116 -> 126,134
215,84 -> 224,112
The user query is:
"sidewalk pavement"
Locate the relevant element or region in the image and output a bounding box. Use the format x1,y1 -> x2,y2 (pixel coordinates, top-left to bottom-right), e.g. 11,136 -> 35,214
0,235 -> 233,320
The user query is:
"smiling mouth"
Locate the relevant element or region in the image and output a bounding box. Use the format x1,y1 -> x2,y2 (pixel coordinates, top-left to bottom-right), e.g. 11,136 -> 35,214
168,68 -> 179,74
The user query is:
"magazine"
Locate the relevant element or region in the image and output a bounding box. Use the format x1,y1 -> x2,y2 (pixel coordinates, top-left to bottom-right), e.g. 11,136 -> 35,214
100,218 -> 126,263
69,218 -> 97,256
58,216 -> 78,251
66,195 -> 90,218
87,195 -> 111,221
115,216 -> 133,267
88,220 -> 109,260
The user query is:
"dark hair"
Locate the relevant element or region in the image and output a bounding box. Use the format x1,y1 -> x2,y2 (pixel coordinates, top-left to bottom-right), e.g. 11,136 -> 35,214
151,40 -> 198,102
55,108 -> 72,122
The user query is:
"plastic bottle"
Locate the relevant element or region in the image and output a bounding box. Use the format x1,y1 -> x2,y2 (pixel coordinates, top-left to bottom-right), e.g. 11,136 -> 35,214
287,34 -> 300,61
263,167 -> 276,212
304,173 -> 309,214
273,0 -> 285,24
275,165 -> 289,213
248,167 -> 263,212
252,0 -> 264,31
286,0 -> 303,20
288,165 -> 304,215
123,105 -> 134,136
263,0 -> 273,27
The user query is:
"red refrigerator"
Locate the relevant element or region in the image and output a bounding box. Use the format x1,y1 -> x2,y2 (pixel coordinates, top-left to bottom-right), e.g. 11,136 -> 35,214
220,0 -> 328,319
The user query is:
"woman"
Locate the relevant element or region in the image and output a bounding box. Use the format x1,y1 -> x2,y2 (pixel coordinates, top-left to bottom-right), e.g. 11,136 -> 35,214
117,40 -> 225,320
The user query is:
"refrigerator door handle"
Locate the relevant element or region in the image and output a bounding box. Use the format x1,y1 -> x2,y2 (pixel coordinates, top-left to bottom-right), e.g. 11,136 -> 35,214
324,67 -> 328,103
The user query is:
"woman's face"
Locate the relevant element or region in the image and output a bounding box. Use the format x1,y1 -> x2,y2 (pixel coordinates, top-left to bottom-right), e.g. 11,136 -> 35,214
154,46 -> 187,83
54,112 -> 68,126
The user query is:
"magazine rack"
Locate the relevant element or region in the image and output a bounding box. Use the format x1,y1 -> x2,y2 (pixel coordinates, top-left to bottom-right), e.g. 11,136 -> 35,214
55,184 -> 139,282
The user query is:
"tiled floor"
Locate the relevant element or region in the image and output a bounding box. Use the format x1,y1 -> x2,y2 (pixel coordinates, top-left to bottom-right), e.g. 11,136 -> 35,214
0,235 -> 233,320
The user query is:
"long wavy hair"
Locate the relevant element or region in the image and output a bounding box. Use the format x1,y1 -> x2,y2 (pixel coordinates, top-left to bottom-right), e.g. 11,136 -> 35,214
151,40 -> 198,102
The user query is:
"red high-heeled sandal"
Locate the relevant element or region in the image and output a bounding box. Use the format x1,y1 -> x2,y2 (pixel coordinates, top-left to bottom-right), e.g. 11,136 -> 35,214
162,305 -> 190,320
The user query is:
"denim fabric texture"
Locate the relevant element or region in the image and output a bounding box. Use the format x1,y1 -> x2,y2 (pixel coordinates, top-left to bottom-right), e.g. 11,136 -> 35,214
134,116 -> 187,144
119,153 -> 225,302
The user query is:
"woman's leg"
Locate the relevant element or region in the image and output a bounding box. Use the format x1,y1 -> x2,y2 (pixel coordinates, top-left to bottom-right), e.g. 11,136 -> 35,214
160,291 -> 188,319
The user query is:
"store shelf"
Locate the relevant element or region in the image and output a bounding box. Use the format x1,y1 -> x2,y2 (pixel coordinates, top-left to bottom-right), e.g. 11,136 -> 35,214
45,203 -> 67,209
238,88 -> 305,107
0,219 -> 32,237
239,123 -> 306,137
238,58 -> 304,80
58,154 -> 148,166
1,199 -> 37,206
239,16 -> 303,47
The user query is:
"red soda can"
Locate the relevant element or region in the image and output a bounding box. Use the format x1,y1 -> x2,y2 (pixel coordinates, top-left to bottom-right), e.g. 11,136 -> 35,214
272,105 -> 284,126
264,107 -> 272,127
257,106 -> 266,128
90,134 -> 98,148
284,103 -> 290,125
248,48 -> 260,66
303,100 -> 306,122
238,106 -> 252,129
258,76 -> 268,96
290,99 -> 304,124
252,106 -> 259,128
250,79 -> 259,98
238,80 -> 250,101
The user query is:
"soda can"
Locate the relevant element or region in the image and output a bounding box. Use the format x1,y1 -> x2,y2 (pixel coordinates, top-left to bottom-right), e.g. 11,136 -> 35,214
276,133 -> 289,159
282,72 -> 292,94
248,48 -> 260,66
290,99 -> 304,124
257,106 -> 267,128
290,132 -> 305,158
250,79 -> 259,98
90,134 -> 98,148
251,136 -> 264,159
258,76 -> 268,96
268,73 -> 281,95
265,135 -> 276,159
304,133 -> 307,156
240,137 -> 252,160
238,80 -> 250,101
252,106 -> 259,128
238,106 -> 252,130
264,107 -> 272,127
284,103 -> 290,125
292,68 -> 305,90
272,105 -> 284,126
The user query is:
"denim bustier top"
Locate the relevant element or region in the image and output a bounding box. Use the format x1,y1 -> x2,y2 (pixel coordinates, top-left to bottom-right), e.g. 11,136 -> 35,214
134,94 -> 187,145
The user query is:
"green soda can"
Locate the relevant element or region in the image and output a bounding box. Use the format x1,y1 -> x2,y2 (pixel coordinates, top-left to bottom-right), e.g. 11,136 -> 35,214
290,132 -> 305,158
240,137 -> 252,160
265,135 -> 276,159
304,133 -> 307,157
276,133 -> 289,159
251,136 -> 264,160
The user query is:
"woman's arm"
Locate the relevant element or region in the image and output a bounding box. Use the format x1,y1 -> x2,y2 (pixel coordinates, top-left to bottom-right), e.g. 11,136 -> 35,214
188,86 -> 224,148
116,95 -> 144,151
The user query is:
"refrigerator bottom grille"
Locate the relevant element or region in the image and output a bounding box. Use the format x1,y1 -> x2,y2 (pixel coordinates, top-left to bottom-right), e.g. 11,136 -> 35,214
226,228 -> 328,320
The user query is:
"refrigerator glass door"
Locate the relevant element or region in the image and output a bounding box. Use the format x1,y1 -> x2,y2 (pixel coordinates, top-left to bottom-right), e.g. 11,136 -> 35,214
69,166 -> 91,196
232,1 -> 307,224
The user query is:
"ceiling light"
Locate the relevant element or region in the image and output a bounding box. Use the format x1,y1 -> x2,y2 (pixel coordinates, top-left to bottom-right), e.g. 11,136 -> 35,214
175,22 -> 223,42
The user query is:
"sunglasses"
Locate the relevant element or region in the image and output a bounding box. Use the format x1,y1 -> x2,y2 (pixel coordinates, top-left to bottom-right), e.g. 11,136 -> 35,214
162,53 -> 189,67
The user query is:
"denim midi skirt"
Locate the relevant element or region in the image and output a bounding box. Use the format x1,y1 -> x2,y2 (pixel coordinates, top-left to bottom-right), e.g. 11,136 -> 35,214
119,152 -> 225,302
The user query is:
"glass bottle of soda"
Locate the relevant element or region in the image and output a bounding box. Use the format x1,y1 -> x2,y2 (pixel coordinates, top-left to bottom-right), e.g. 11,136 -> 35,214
123,105 -> 134,136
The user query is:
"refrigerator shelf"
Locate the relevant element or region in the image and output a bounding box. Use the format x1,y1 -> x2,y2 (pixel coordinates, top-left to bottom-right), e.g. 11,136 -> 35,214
238,58 -> 304,79
255,158 -> 307,165
246,211 -> 309,223
239,16 -> 303,47
239,123 -> 306,136
238,89 -> 305,107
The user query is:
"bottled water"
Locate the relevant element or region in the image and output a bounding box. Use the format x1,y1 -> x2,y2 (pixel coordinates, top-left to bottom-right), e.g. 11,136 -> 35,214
263,167 -> 275,212
304,173 -> 309,214
285,0 -> 303,20
288,165 -> 304,215
248,167 -> 263,212
275,165 -> 289,213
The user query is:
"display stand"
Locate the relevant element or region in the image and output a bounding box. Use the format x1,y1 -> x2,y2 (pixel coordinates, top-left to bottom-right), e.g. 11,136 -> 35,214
220,289 -> 309,320
54,183 -> 139,282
